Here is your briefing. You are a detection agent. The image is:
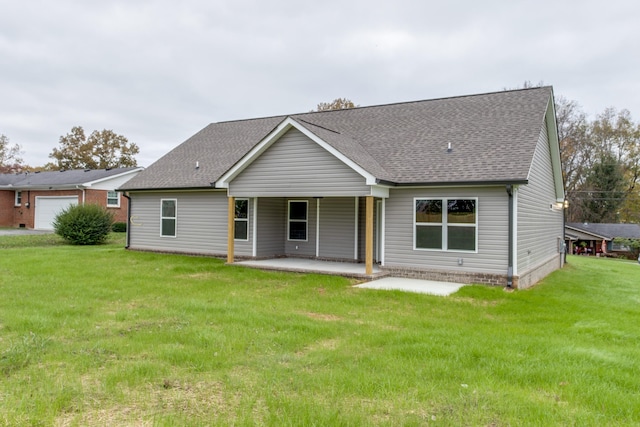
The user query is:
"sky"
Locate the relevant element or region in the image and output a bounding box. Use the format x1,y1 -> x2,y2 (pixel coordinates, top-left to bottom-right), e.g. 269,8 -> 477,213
1,0 -> 639,168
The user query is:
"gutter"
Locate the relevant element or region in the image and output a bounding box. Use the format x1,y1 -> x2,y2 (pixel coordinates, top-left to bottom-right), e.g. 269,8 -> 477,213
123,193 -> 131,249
377,178 -> 529,188
121,179 -> 531,193
506,185 -> 514,289
118,186 -> 224,192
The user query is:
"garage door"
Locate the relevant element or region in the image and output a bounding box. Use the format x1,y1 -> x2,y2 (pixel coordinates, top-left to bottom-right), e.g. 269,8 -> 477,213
34,196 -> 78,230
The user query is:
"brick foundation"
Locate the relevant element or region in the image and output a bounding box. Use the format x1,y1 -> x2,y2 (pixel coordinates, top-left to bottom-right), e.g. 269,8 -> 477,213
516,254 -> 562,289
381,266 -> 510,287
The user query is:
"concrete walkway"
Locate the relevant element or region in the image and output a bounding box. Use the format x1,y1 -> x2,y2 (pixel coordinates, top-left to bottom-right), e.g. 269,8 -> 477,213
0,229 -> 53,236
236,258 -> 467,296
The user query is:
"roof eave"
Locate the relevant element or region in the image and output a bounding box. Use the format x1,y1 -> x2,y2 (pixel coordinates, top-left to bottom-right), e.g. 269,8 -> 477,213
118,185 -> 223,193
564,225 -> 610,240
7,184 -> 86,190
84,167 -> 145,187
384,179 -> 529,188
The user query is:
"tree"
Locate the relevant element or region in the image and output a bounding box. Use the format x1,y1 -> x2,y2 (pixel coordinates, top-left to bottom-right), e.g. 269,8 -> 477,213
579,152 -> 626,223
556,99 -> 640,223
0,134 -> 25,173
48,126 -> 139,170
555,97 -> 595,222
314,98 -> 358,111
587,108 -> 640,223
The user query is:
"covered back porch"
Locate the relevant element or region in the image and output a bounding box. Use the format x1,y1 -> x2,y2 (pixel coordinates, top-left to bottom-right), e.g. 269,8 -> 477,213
226,195 -> 384,276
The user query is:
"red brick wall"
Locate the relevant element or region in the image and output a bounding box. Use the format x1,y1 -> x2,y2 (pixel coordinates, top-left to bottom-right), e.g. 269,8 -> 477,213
0,190 -> 16,227
84,189 -> 129,223
1,189 -> 129,229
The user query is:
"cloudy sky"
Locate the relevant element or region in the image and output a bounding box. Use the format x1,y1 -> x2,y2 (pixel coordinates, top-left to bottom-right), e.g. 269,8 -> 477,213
1,0 -> 639,168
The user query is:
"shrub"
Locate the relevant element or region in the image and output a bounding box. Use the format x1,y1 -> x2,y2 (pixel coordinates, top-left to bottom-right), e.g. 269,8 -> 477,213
53,204 -> 114,245
112,222 -> 127,233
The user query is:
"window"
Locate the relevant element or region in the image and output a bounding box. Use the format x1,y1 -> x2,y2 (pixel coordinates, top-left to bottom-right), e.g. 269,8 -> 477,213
288,200 -> 308,241
234,199 -> 249,240
107,191 -> 120,207
415,198 -> 477,251
161,199 -> 177,237
611,241 -> 630,251
15,191 -> 22,206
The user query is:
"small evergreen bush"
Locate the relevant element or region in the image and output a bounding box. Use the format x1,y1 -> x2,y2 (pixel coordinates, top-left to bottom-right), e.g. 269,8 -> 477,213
53,204 -> 114,245
112,222 -> 127,233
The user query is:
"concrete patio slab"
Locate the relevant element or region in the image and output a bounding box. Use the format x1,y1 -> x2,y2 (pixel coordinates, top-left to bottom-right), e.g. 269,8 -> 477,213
355,277 -> 466,296
235,258 -> 384,278
235,258 -> 466,296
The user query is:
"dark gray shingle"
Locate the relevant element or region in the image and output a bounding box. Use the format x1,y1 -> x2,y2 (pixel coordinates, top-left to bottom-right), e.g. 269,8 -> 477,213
567,223 -> 640,239
1,167 -> 141,188
122,87 -> 553,190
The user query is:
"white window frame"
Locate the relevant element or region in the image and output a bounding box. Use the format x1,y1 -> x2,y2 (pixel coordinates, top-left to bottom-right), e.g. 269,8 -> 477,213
107,191 -> 120,207
234,198 -> 249,241
15,191 -> 22,206
160,199 -> 177,238
287,200 -> 308,242
413,197 -> 478,253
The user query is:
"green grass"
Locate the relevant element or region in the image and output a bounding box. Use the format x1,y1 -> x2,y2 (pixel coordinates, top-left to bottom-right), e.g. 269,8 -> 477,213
0,231 -> 126,249
0,236 -> 638,426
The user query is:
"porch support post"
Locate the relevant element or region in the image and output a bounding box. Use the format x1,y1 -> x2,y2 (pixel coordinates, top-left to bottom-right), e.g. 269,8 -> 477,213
227,196 -> 235,264
365,195 -> 374,275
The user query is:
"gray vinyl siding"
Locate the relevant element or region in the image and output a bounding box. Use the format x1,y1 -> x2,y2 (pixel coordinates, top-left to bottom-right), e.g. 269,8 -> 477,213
318,197 -> 357,260
517,124 -> 564,274
128,191 -> 253,257
256,198 -> 285,257
284,198 -> 317,257
384,187 -> 509,274
229,128 -> 371,197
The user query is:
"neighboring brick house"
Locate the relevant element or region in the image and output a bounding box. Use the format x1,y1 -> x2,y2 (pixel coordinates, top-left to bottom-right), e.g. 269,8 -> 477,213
565,222 -> 640,258
0,167 -> 143,230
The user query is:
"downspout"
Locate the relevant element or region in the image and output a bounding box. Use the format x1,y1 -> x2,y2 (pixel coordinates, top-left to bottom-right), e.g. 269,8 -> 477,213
76,185 -> 86,204
506,185 -> 514,289
123,193 -> 131,249
562,200 -> 567,265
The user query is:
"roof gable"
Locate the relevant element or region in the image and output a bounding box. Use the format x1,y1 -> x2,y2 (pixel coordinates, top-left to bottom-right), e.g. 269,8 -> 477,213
543,95 -> 565,201
217,117 -> 377,188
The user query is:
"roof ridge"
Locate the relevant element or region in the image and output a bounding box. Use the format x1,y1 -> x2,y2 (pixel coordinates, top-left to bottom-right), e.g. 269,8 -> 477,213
210,86 -> 553,126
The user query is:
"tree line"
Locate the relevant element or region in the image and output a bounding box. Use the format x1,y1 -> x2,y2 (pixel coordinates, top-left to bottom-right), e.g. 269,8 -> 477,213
0,126 -> 139,173
557,97 -> 640,223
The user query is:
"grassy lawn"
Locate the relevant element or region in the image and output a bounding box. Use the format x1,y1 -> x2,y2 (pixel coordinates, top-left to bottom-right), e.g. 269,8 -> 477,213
0,235 -> 639,426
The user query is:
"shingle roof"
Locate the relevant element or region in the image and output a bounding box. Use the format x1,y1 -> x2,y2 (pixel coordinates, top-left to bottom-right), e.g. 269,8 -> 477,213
0,167 -> 141,188
121,87 -> 553,190
566,223 -> 640,239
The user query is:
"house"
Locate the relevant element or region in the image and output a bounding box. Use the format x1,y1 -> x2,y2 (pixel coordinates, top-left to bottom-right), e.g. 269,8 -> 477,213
0,167 -> 143,230
565,222 -> 640,258
119,87 -> 565,289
